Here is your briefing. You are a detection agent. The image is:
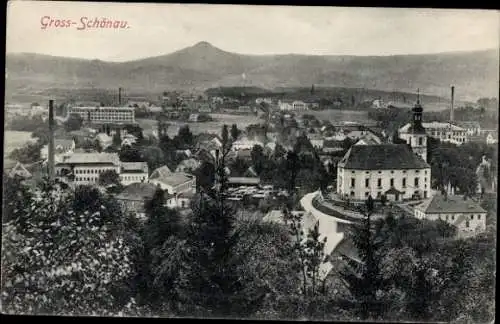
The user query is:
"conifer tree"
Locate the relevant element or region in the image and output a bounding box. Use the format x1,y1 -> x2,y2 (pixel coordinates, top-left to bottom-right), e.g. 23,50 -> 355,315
340,195 -> 385,320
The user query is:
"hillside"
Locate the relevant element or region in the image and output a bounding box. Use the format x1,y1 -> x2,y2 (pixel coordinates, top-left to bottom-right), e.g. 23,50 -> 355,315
5,42 -> 499,101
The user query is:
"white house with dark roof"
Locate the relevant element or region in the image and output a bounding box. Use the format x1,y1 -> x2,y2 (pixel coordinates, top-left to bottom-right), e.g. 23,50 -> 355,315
414,193 -> 487,237
336,144 -> 431,201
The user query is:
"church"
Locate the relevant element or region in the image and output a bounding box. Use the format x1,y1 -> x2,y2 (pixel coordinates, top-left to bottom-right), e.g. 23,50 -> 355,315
336,95 -> 431,202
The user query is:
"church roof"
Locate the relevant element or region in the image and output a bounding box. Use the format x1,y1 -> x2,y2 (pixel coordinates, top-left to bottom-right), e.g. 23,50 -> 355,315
338,144 -> 429,170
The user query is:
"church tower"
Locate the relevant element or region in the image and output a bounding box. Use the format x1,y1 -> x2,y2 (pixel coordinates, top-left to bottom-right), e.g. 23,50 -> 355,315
407,89 -> 427,162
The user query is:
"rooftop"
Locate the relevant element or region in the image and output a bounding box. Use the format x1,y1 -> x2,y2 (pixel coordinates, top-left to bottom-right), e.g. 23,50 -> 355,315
415,193 -> 487,214
115,183 -> 159,201
150,172 -> 195,187
60,153 -> 120,165
338,144 -> 429,170
150,165 -> 173,179
228,177 -> 260,185
121,162 -> 148,173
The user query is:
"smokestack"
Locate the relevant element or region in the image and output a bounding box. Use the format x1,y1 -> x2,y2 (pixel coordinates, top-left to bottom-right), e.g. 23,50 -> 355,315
48,100 -> 55,182
118,87 -> 122,106
450,86 -> 455,122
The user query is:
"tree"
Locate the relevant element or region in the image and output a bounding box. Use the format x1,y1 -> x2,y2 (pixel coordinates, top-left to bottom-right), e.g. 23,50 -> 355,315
176,125 -> 267,317
175,125 -> 194,149
140,146 -> 165,172
119,146 -> 142,162
64,114 -> 84,132
251,144 -> 265,175
132,187 -> 185,314
1,180 -> 136,316
230,124 -> 241,141
113,131 -> 122,148
10,142 -> 42,164
340,196 -> 385,320
98,170 -> 121,187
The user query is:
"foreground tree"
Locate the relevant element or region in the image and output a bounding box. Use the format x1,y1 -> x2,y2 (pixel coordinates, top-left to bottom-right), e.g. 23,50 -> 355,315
176,125 -> 267,317
1,180 -> 136,316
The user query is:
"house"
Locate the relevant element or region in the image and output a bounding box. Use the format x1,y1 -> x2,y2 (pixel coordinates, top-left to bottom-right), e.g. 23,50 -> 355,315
243,166 -> 259,178
307,134 -> 324,149
414,193 -> 487,238
322,140 -> 344,153
121,135 -> 137,147
149,165 -> 172,178
96,133 -> 113,149
148,168 -> 196,195
227,177 -> 260,188
115,183 -> 160,219
486,132 -> 498,145
165,191 -> 196,210
41,139 -> 76,160
120,162 -> 149,186
175,158 -> 201,173
355,132 -> 383,146
371,99 -> 386,108
278,100 -> 308,111
232,139 -> 264,151
456,121 -> 481,136
337,144 -> 431,201
188,113 -> 199,122
6,161 -> 32,179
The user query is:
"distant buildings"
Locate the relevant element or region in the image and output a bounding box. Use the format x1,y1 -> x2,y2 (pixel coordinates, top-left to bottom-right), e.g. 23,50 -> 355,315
66,106 -> 136,134
456,121 -> 481,137
399,121 -> 468,146
278,100 -> 308,111
414,193 -> 487,238
486,132 -> 498,145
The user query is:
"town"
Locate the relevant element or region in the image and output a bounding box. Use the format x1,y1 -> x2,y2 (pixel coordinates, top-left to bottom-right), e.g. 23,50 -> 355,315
3,83 -> 497,320
2,3 -> 498,322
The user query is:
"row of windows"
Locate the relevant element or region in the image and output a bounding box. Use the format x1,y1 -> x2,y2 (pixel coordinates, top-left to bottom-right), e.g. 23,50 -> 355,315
76,177 -> 97,182
121,176 -> 146,181
351,190 -> 427,198
352,170 -> 428,175
75,168 -> 115,174
352,177 -> 427,188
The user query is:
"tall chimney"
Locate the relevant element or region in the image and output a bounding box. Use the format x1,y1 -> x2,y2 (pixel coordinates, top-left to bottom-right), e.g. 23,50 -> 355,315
450,86 -> 455,122
118,87 -> 122,106
48,100 -> 55,182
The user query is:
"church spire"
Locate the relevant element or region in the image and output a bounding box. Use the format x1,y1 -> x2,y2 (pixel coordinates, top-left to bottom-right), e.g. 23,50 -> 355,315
417,88 -> 420,104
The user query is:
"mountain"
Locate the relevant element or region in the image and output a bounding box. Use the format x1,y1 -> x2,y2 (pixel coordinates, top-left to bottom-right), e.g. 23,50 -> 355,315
5,41 -> 499,101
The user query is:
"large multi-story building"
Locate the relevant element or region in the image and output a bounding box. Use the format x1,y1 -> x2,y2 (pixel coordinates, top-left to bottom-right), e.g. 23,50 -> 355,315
336,144 -> 431,201
67,106 -> 136,125
55,153 -> 148,186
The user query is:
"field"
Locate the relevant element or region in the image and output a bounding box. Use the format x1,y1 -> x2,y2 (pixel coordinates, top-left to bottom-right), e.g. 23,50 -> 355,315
137,113 -> 263,138
4,131 -> 36,158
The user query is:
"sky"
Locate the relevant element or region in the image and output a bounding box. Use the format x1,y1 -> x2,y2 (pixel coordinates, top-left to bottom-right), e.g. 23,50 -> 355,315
6,1 -> 500,62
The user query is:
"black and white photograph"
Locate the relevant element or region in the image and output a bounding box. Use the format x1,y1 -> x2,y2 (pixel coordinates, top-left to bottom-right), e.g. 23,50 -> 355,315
2,1 -> 498,322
